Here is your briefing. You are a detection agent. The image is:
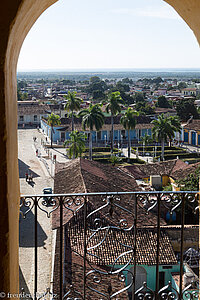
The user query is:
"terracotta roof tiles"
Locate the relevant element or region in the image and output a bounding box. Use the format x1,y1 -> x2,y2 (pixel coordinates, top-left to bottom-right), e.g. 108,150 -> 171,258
184,119 -> 200,131
53,158 -> 166,229
123,159 -> 188,180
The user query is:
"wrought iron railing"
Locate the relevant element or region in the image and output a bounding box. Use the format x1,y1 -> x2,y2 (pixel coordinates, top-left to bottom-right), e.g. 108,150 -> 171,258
20,191 -> 199,300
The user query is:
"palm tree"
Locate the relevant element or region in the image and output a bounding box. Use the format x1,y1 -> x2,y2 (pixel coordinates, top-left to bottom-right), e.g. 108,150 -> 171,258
63,130 -> 86,159
47,113 -> 61,148
140,133 -> 153,155
64,91 -> 82,132
79,104 -> 104,160
169,115 -> 182,147
151,114 -> 181,161
120,108 -> 139,162
105,91 -> 123,153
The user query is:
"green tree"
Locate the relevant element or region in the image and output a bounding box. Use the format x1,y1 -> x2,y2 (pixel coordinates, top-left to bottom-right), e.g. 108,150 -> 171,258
47,113 -> 61,148
61,79 -> 76,86
64,91 -> 82,132
92,90 -> 105,101
135,101 -> 155,115
21,92 -> 28,100
176,99 -> 199,121
176,167 -> 200,191
90,76 -> 101,83
63,130 -> 86,159
157,96 -> 172,108
121,77 -> 133,84
175,168 -> 199,224
105,91 -> 123,153
17,80 -> 27,89
17,88 -> 22,101
116,81 -> 130,92
178,82 -> 187,90
79,104 -> 104,160
152,77 -> 163,85
120,108 -> 139,162
110,83 -> 133,105
86,76 -> 108,94
151,114 -> 181,161
133,92 -> 144,103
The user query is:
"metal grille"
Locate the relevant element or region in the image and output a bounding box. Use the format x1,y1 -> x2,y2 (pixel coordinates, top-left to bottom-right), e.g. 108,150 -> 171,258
20,191 -> 199,300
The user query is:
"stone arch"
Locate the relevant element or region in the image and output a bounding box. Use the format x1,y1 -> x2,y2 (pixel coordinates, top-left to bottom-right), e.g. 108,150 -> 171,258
0,0 -> 200,295
0,0 -> 58,295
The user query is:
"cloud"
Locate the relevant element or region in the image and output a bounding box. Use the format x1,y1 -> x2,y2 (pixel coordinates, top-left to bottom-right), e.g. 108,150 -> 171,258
111,5 -> 181,20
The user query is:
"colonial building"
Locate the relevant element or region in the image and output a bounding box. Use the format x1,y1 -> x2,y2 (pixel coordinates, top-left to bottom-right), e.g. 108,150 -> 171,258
183,119 -> 200,146
41,115 -> 153,144
182,88 -> 200,97
17,101 -> 49,127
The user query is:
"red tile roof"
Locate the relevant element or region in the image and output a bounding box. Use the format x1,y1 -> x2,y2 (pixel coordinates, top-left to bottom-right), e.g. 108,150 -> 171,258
67,216 -> 177,266
183,119 -> 200,131
53,158 -> 166,229
53,240 -> 128,299
171,162 -> 200,180
52,159 -> 177,299
123,159 -> 188,180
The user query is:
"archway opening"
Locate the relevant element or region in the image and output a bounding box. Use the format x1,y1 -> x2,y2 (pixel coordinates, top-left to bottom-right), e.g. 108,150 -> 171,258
2,0 -> 200,296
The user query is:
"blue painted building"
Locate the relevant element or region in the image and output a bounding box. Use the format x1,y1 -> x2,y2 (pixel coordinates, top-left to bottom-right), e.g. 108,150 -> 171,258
183,119 -> 200,146
41,119 -> 153,144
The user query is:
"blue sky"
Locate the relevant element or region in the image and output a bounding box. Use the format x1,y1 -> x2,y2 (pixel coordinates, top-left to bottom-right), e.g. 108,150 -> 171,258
17,0 -> 200,71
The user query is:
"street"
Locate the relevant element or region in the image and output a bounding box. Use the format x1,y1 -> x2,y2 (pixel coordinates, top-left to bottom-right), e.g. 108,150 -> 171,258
18,129 -> 54,297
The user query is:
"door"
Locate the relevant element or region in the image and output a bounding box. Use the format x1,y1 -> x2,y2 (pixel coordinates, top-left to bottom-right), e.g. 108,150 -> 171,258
61,132 -> 65,142
192,132 -> 196,145
184,131 -> 188,143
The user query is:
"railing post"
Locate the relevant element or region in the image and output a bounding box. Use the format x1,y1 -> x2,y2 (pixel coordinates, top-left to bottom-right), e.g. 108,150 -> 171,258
34,197 -> 38,300
132,194 -> 137,300
179,193 -> 185,300
60,196 -> 63,299
155,194 -> 161,299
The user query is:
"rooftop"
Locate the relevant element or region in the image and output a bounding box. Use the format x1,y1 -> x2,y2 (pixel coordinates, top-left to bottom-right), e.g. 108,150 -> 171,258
53,158 -> 166,229
122,159 -> 188,180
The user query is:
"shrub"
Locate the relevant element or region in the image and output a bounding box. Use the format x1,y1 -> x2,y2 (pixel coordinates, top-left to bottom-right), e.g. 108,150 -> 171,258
110,155 -> 122,166
84,147 -> 118,153
183,158 -> 200,164
163,184 -> 172,191
132,146 -> 181,152
93,157 -> 145,164
155,152 -> 200,160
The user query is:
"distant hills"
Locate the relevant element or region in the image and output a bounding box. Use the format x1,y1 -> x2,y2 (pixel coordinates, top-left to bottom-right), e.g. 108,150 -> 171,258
17,69 -> 200,81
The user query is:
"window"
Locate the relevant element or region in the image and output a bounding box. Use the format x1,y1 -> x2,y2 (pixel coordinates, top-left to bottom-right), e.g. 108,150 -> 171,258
61,132 -> 65,141
121,130 -> 125,139
34,115 -> 37,121
20,115 -> 24,121
97,131 -> 101,140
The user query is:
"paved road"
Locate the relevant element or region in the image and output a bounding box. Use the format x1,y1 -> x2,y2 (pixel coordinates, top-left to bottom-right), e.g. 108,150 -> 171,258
18,129 -> 54,297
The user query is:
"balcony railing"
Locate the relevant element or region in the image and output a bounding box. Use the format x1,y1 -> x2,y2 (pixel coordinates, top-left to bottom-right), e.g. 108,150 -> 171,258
20,191 -> 199,300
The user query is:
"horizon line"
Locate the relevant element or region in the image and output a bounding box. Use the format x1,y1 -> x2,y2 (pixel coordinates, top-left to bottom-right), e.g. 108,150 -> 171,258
17,67 -> 200,73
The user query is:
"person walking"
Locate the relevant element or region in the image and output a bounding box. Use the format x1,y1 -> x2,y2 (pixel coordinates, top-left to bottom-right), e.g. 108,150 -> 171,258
29,173 -> 33,182
25,172 -> 28,182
